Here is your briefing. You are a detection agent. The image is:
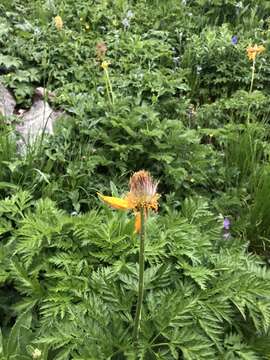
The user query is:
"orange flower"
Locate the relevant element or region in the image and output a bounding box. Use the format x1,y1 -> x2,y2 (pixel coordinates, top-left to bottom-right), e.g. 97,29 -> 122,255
98,170 -> 159,232
246,44 -> 265,61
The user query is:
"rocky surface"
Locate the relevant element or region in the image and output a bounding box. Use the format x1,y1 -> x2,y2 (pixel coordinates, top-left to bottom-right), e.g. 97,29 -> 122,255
0,83 -> 63,149
16,97 -> 61,146
0,82 -> 16,116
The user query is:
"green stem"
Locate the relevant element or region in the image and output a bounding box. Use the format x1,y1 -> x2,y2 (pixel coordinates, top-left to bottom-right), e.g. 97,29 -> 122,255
249,58 -> 256,94
107,72 -> 114,105
133,207 -> 145,344
104,68 -> 114,106
247,58 -> 256,124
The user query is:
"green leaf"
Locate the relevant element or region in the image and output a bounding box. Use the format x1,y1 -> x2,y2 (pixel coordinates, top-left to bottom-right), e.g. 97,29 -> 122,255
0,55 -> 22,69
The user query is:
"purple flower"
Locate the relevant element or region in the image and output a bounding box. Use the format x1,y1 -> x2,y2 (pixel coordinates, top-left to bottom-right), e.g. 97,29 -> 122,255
231,35 -> 238,45
223,217 -> 230,230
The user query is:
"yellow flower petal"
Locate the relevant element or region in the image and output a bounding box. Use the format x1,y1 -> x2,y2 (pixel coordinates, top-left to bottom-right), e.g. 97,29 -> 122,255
257,45 -> 265,54
97,193 -> 130,210
246,44 -> 265,61
101,60 -> 110,70
54,15 -> 63,30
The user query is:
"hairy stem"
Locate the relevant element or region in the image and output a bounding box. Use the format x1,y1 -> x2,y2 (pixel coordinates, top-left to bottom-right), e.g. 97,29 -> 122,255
133,207 -> 145,345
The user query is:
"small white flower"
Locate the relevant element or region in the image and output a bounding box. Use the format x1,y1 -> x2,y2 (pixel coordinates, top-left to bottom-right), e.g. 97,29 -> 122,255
173,56 -> 180,65
196,65 -> 202,74
235,1 -> 243,8
126,10 -> 134,18
32,348 -> 42,359
34,27 -> 41,35
122,18 -> 130,29
97,86 -> 104,93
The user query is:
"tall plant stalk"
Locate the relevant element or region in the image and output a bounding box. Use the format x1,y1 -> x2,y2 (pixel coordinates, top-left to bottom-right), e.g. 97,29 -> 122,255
98,170 -> 159,350
247,58 -> 256,124
133,207 -> 145,344
249,58 -> 256,94
103,67 -> 114,106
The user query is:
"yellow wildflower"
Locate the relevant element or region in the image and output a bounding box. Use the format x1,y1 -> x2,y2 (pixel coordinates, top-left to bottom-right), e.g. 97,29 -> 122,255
54,15 -> 63,30
98,170 -> 159,232
101,60 -> 110,70
246,44 -> 265,61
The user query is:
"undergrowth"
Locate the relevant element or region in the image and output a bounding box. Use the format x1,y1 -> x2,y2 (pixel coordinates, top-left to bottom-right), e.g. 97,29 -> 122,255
0,0 -> 270,359
1,192 -> 270,359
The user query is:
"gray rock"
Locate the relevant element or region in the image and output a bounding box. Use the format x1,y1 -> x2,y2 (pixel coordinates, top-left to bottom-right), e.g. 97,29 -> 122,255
16,87 -> 63,150
0,82 -> 16,116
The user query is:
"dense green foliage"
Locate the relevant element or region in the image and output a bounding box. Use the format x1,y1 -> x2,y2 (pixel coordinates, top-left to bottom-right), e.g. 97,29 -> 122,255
1,192 -> 270,359
1,0 -> 270,359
